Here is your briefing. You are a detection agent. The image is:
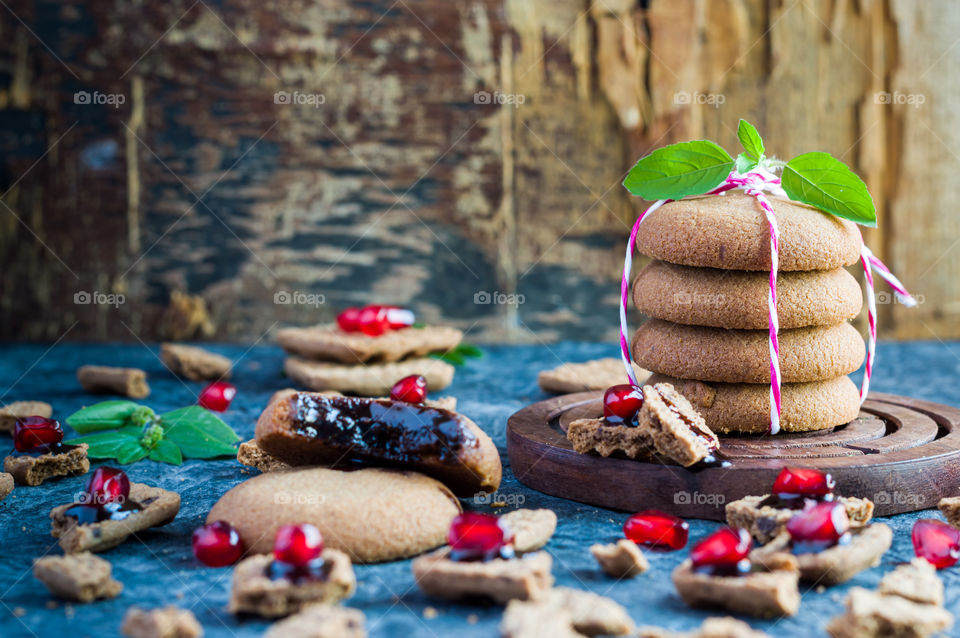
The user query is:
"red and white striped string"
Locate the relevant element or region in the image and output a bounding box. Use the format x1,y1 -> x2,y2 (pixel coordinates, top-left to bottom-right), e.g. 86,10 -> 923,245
619,169 -> 916,434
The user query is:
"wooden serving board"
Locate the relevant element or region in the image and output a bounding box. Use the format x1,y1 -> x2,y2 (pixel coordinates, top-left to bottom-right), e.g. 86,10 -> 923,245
506,392 -> 960,520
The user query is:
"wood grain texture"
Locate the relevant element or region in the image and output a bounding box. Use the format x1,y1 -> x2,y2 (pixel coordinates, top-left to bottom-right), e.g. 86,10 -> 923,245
0,0 -> 956,341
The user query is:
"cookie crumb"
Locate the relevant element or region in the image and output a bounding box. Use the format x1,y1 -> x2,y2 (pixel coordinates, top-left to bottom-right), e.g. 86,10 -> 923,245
591,539 -> 649,578
121,606 -> 202,638
500,509 -> 557,553
423,606 -> 438,619
13,607 -> 25,617
467,614 -> 478,624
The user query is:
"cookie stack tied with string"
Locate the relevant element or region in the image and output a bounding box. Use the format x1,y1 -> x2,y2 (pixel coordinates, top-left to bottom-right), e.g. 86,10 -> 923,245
619,120 -> 916,435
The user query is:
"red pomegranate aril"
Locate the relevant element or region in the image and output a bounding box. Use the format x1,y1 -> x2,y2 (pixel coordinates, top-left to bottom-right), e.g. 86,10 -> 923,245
772,467 -> 835,498
193,521 -> 244,567
690,527 -> 752,569
390,375 -> 427,404
13,416 -> 64,452
84,467 -> 130,505
384,306 -> 415,329
198,381 -> 237,412
274,524 -> 324,566
624,510 -> 689,550
603,384 -> 644,425
336,307 -> 363,332
786,502 -> 849,550
912,519 -> 960,569
449,512 -> 512,560
357,306 -> 390,336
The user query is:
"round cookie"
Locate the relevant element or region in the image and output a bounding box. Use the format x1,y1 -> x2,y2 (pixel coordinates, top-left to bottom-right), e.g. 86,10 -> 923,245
634,193 -> 861,271
648,374 -> 862,434
631,319 -> 865,384
207,467 -> 461,563
633,261 -> 863,330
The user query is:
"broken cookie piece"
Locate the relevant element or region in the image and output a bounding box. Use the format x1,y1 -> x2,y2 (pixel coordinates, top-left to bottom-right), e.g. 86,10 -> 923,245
50,481 -> 180,553
726,494 -> 874,544
500,509 -> 557,554
229,550 -> 356,618
121,606 -> 203,638
937,495 -> 960,529
33,552 -> 122,602
877,558 -> 943,606
538,359 -> 650,394
413,548 -> 553,603
637,617 -> 771,638
5,442 -> 90,486
591,539 -> 649,578
0,472 -> 13,501
284,356 -> 455,396
501,587 -> 634,637
236,439 -> 292,473
0,401 -> 52,433
161,343 -> 232,381
263,605 -> 366,638
77,365 -> 150,399
826,587 -> 953,638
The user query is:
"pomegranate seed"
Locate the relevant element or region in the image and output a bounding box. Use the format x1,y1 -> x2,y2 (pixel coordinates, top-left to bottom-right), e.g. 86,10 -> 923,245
690,527 -> 752,569
198,381 -> 237,412
13,416 -> 63,452
274,524 -> 324,566
623,510 -> 689,550
84,467 -> 130,505
786,502 -> 849,550
193,521 -> 244,567
912,519 -> 960,569
772,467 -> 835,498
390,375 -> 427,403
337,307 -> 363,332
383,306 -> 415,329
355,306 -> 389,336
603,384 -> 644,425
448,512 -> 513,561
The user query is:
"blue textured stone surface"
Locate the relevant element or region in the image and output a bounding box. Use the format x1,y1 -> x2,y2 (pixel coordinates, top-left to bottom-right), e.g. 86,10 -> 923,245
1,341 -> 959,637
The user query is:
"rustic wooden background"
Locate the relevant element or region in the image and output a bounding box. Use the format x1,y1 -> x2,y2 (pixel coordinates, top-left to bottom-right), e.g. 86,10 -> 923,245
0,0 -> 956,343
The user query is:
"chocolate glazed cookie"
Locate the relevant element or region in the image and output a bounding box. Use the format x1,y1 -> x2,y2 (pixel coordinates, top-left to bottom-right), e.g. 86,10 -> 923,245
255,389 -> 501,496
631,319 -> 865,384
633,261 -> 863,330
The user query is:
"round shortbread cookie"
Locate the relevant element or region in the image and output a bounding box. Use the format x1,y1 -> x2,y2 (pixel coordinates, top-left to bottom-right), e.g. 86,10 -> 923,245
633,261 -> 863,330
634,193 -> 861,271
631,319 -> 865,384
647,374 -> 862,434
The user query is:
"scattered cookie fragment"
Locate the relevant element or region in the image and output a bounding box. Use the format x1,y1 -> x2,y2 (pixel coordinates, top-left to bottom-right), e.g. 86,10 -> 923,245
278,323 -> 463,364
33,552 -> 122,602
264,605 -> 366,638
121,606 -> 203,638
5,443 -> 90,486
77,365 -> 150,399
726,494 -> 874,544
500,509 -> 557,553
229,550 -> 355,617
591,539 -> 649,578
0,401 -> 52,432
538,359 -> 650,394
161,343 -> 231,381
501,587 -> 634,638
50,482 -> 181,553
826,587 -> 953,638
877,558 -> 943,606
0,472 -> 13,501
413,548 -> 553,603
637,617 -> 770,638
284,356 -> 455,396
937,495 -> 960,529
672,552 -> 800,618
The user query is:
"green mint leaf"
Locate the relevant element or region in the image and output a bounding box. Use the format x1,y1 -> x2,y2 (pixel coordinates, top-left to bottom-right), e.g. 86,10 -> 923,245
623,140 -> 734,200
431,351 -> 466,366
737,119 -> 765,160
781,152 -> 877,227
735,154 -> 757,175
163,419 -> 238,459
66,401 -> 143,433
160,406 -> 240,445
455,343 -> 483,359
115,440 -> 149,464
148,439 -> 183,465
66,431 -> 140,459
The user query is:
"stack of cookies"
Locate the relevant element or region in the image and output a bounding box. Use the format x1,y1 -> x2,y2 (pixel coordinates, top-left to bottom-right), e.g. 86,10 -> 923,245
277,321 -> 463,396
630,193 -> 866,434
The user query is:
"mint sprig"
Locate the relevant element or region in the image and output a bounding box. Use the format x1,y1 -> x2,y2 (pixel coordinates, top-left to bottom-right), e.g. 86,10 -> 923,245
65,401 -> 240,465
431,343 -> 483,366
622,119 -> 877,226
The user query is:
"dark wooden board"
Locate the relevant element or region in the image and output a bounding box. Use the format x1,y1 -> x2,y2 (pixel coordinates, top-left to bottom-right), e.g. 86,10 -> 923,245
506,392 -> 960,520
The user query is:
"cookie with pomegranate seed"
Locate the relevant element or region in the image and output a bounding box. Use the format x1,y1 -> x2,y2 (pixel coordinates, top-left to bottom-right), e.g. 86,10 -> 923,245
33,552 -> 123,602
500,587 -> 635,637
50,481 -> 181,553
120,606 -> 202,638
538,358 -> 650,394
5,416 -> 90,486
591,539 -> 650,578
637,617 -> 771,638
284,356 -> 455,396
0,400 -> 52,432
254,389 -> 501,496
278,323 -> 463,364
77,365 -> 150,399
826,587 -> 953,638
0,472 -> 13,501
499,508 -> 557,554
264,605 -> 365,638
160,343 -> 232,381
877,558 -> 943,606
208,466 -> 461,563
414,548 -> 553,603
